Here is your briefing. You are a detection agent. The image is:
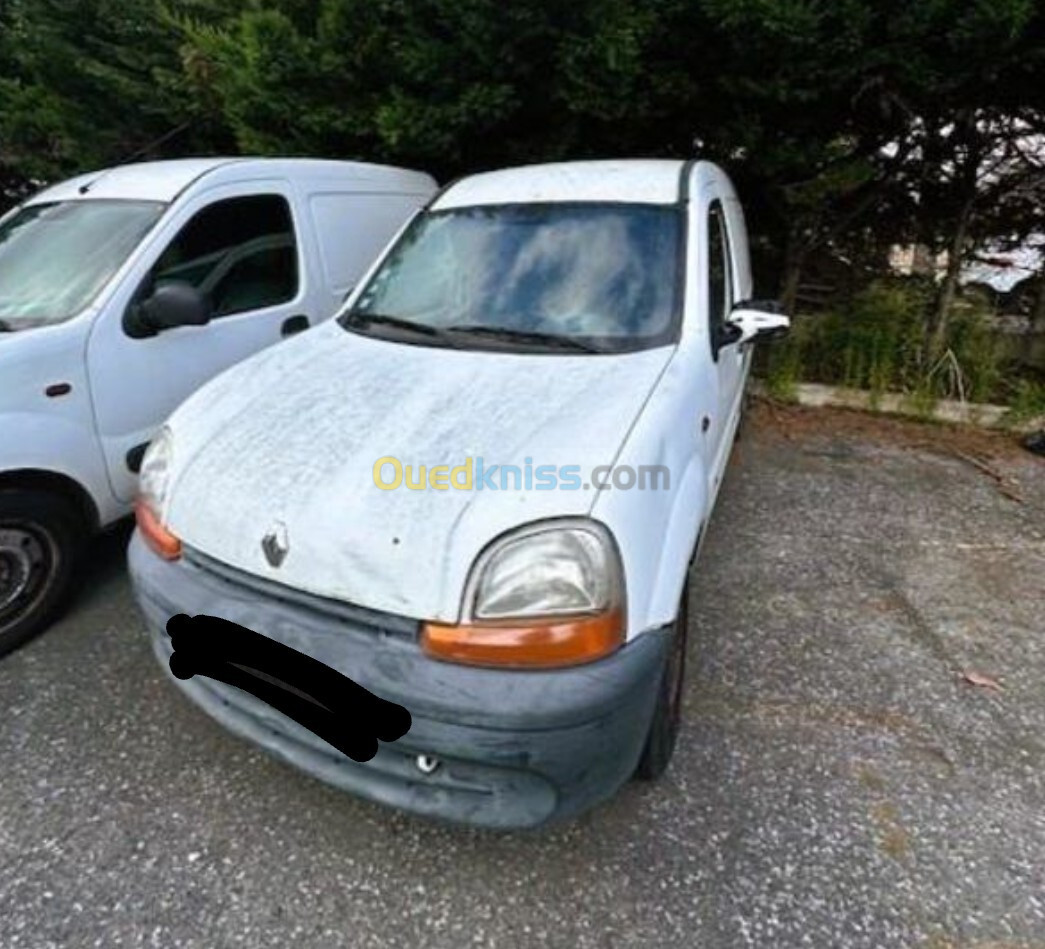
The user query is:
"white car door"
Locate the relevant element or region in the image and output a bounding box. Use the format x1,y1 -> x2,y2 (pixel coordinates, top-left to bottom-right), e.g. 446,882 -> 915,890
86,180 -> 315,503
702,189 -> 745,498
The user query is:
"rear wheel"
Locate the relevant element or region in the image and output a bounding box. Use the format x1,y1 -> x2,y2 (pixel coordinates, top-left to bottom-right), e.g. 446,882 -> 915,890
634,577 -> 690,780
0,490 -> 84,658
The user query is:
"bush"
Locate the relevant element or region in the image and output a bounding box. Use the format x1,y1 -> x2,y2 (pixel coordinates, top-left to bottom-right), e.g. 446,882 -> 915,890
763,333 -> 802,401
760,278 -> 1009,405
1003,379 -> 1045,427
943,307 -> 1004,403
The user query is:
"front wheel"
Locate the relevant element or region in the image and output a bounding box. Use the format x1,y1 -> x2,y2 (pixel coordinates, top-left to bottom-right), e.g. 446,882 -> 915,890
634,577 -> 690,780
0,490 -> 84,658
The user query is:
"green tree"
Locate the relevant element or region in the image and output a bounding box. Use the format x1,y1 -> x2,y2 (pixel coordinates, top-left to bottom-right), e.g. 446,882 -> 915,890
2,0 -> 1042,341
178,0 -> 1043,310
692,0 -> 1045,312
177,0 -> 698,178
0,0 -> 231,204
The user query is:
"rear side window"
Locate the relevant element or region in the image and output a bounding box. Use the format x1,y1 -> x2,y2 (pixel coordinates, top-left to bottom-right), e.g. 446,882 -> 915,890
707,200 -> 734,359
149,195 -> 298,317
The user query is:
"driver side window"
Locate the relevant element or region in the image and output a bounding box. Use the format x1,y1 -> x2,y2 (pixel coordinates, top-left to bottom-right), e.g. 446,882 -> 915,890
707,200 -> 734,360
148,195 -> 298,318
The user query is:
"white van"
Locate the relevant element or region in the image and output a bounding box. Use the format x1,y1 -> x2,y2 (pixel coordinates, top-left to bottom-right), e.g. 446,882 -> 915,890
0,158 -> 436,654
129,159 -> 788,827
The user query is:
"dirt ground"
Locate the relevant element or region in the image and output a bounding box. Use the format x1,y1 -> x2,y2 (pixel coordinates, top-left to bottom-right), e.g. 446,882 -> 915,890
751,397 -> 1039,502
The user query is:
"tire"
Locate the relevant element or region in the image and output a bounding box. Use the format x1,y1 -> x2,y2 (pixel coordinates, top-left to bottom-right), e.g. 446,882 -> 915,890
634,577 -> 690,781
0,490 -> 85,658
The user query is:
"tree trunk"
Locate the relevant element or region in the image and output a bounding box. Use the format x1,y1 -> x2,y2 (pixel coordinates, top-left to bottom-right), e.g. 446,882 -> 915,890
929,201 -> 972,354
779,234 -> 806,316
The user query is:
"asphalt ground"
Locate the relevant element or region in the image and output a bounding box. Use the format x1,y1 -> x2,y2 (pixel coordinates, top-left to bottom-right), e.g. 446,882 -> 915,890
2,403 -> 1044,948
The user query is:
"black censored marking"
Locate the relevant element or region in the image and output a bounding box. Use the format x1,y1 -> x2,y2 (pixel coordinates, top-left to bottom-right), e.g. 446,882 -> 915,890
166,613 -> 411,762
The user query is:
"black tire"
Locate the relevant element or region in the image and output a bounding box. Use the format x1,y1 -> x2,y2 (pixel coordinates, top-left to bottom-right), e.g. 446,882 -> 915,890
0,490 -> 85,658
634,577 -> 690,780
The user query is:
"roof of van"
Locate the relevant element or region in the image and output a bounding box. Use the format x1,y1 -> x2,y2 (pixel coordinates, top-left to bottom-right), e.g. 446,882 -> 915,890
433,159 -> 691,209
26,157 -> 436,205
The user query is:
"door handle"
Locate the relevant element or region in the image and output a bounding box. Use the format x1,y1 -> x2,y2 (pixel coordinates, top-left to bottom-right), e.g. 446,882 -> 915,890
281,315 -> 310,337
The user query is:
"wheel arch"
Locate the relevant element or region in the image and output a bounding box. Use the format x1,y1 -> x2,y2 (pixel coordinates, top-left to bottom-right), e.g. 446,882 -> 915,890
0,469 -> 100,534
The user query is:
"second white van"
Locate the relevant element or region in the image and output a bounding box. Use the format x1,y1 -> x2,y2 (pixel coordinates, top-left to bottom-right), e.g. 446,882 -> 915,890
0,157 -> 437,655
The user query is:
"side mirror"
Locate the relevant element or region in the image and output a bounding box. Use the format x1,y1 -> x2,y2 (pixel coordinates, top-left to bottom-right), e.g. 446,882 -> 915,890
723,300 -> 790,346
124,281 -> 212,339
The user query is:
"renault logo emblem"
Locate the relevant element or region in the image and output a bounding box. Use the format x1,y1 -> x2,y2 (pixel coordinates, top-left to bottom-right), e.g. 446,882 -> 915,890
261,521 -> 289,568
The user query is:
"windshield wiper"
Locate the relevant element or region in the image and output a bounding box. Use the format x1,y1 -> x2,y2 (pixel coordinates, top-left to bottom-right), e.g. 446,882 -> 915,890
444,324 -> 606,354
343,312 -> 461,348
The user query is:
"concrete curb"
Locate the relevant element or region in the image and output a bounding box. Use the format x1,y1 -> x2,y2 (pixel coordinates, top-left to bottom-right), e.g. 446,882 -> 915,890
750,381 -> 1045,434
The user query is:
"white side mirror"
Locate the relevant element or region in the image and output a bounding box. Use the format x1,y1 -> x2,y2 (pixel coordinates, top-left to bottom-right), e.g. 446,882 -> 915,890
725,306 -> 790,346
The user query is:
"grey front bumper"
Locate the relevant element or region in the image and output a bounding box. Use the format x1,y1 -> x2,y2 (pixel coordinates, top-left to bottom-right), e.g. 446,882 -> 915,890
128,533 -> 669,828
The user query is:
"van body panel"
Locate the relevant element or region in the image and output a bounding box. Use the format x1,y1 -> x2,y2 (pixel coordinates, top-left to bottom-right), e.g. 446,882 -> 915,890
0,321 -> 120,523
162,323 -> 674,624
433,159 -> 684,209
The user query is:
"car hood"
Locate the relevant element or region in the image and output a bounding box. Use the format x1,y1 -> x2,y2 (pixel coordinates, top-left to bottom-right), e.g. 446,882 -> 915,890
165,322 -> 672,621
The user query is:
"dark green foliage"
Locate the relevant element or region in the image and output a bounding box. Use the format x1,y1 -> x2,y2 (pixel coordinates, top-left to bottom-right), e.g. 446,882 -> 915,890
172,0 -> 703,178
0,0 -> 1042,406
2,0 -> 1041,256
0,0 -> 232,194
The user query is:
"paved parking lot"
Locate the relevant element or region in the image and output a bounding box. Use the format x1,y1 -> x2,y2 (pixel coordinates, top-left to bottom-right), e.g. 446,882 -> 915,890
2,404 -> 1044,949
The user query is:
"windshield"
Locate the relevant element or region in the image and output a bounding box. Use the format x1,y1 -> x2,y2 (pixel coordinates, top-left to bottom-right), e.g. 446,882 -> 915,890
0,199 -> 165,330
342,203 -> 682,353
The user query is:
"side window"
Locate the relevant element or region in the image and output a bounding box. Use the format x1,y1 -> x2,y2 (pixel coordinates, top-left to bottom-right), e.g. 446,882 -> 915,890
707,200 -> 734,358
149,195 -> 298,318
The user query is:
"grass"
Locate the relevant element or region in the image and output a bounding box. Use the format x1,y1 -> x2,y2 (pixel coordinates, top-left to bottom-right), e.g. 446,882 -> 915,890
1002,379 -> 1045,427
757,278 -> 1023,415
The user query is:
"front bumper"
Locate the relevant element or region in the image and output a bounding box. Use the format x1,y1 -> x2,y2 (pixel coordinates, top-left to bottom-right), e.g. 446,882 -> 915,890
128,533 -> 669,828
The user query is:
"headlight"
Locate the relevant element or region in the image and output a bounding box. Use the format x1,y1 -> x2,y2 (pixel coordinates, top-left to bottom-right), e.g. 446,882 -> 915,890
138,426 -> 173,518
421,520 -> 625,668
135,427 -> 181,560
472,523 -> 619,620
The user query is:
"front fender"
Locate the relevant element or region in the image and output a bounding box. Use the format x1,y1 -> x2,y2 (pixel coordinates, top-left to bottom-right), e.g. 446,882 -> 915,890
590,353 -> 711,638
645,456 -> 707,627
0,411 -> 121,526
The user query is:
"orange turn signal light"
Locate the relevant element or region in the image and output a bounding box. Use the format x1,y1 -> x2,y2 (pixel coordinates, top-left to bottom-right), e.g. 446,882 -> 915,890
134,500 -> 182,561
421,608 -> 623,668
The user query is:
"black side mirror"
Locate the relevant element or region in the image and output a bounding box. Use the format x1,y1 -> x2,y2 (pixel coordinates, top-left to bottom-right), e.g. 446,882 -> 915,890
715,321 -> 744,350
124,281 -> 212,339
